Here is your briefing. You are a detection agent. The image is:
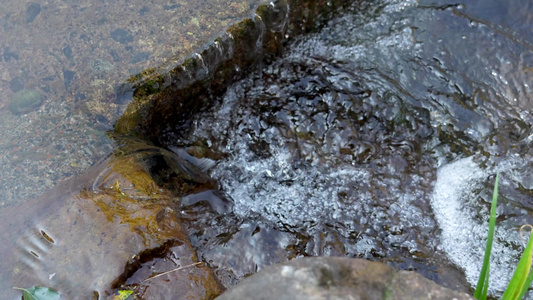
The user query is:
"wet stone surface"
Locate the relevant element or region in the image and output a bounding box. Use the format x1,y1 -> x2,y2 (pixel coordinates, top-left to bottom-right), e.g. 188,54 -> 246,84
181,40 -> 462,291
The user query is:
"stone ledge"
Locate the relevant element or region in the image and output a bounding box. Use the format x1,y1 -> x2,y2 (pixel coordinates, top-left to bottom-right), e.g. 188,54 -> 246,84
114,0 -> 357,144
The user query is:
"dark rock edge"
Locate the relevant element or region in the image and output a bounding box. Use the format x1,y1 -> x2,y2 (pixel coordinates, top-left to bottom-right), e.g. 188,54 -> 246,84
114,0 -> 357,144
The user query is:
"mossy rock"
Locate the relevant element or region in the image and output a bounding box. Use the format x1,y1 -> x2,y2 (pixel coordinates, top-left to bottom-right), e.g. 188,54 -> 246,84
8,89 -> 43,114
0,140 -> 223,298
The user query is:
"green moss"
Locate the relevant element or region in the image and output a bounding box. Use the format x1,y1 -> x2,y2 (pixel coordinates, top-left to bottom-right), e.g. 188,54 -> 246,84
8,89 -> 43,114
228,18 -> 256,38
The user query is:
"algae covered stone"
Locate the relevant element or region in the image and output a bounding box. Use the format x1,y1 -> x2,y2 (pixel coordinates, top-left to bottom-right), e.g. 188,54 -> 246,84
8,89 -> 43,114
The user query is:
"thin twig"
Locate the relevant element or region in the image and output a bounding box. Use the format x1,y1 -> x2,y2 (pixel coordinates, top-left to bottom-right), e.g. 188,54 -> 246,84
141,262 -> 202,282
519,224 -> 533,247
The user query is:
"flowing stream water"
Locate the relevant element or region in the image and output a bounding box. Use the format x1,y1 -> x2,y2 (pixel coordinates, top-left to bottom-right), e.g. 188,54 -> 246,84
2,0 -> 532,298
158,0 -> 533,296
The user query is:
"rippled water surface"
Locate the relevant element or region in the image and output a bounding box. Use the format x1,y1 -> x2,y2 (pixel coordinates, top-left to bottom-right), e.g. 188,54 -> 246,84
2,0 -> 532,297
167,0 -> 533,296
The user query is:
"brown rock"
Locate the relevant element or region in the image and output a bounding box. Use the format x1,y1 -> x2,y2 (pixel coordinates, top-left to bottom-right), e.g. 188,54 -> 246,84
0,141 -> 222,299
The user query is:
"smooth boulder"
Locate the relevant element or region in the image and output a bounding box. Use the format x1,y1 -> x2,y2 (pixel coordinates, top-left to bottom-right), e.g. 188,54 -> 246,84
218,257 -> 474,300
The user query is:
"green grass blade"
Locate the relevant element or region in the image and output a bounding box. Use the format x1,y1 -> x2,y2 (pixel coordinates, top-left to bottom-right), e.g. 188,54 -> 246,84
503,227 -> 533,300
481,266 -> 489,299
518,260 -> 533,299
474,172 -> 500,299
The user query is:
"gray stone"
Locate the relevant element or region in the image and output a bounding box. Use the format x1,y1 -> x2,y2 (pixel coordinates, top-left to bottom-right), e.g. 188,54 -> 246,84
218,257 -> 474,300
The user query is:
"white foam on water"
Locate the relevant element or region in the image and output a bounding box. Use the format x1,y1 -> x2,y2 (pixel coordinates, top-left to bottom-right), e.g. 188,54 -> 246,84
431,157 -> 523,295
210,137 -> 368,229
206,128 -> 436,258
193,85 -> 438,258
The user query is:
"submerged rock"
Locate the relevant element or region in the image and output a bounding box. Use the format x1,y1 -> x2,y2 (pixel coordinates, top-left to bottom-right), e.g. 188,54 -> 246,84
218,257 -> 474,300
0,140 -> 223,299
8,89 -> 43,114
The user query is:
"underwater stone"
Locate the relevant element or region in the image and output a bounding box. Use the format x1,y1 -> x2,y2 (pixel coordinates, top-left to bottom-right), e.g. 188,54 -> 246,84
110,28 -> 134,44
63,69 -> 75,90
26,3 -> 41,24
3,47 -> 19,61
9,77 -> 24,92
8,89 -> 43,114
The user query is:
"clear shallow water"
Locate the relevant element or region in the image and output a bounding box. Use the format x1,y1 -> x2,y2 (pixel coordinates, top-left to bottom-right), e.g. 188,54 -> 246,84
0,0 -> 265,204
168,0 -> 533,296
